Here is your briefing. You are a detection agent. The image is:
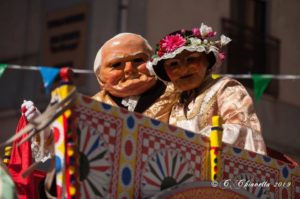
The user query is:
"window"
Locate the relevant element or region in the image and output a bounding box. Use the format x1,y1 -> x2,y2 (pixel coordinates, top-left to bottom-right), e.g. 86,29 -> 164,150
222,0 -> 280,97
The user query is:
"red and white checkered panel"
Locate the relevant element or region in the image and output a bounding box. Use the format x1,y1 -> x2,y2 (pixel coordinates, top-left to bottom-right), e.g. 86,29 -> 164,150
138,126 -> 205,178
222,155 -> 279,198
134,126 -> 207,198
76,105 -> 121,157
75,105 -> 123,198
292,175 -> 300,199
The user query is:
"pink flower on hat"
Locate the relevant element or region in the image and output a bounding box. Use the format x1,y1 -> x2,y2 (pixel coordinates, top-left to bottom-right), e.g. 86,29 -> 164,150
219,52 -> 225,61
192,28 -> 200,36
157,49 -> 165,57
160,34 -> 186,53
208,31 -> 217,37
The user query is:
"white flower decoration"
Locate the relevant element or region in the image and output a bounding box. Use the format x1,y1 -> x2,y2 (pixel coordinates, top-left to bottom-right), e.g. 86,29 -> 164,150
200,23 -> 213,37
189,37 -> 202,46
220,35 -> 232,46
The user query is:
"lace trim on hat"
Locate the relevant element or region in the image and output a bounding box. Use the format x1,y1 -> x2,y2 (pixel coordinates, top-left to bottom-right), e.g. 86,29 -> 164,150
152,45 -> 221,68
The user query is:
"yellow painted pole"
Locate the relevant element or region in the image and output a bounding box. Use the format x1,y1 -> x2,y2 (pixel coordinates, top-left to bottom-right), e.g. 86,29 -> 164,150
51,67 -> 78,199
209,116 -> 223,181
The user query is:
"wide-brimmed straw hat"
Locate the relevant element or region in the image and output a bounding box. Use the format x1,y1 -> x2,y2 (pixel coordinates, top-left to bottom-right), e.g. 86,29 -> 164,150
147,23 -> 231,81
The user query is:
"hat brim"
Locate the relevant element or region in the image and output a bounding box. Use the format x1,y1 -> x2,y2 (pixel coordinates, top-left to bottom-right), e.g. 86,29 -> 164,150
153,60 -> 171,82
152,47 -> 218,82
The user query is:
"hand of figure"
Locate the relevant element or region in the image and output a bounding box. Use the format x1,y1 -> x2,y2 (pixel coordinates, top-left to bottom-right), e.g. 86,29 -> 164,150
21,100 -> 41,122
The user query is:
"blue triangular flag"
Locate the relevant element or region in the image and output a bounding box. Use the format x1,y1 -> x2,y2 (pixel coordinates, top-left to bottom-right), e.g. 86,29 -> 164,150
39,66 -> 60,95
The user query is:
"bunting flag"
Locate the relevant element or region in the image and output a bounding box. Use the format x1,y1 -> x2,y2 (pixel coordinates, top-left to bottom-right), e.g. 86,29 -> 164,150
0,64 -> 8,78
38,67 -> 60,95
1,63 -> 300,101
252,74 -> 272,102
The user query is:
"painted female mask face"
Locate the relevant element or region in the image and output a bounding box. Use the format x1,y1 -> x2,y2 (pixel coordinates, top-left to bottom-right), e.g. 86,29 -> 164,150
163,51 -> 209,91
96,34 -> 156,97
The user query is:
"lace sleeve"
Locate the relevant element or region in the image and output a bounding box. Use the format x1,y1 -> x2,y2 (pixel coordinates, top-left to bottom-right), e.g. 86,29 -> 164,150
31,131 -> 54,163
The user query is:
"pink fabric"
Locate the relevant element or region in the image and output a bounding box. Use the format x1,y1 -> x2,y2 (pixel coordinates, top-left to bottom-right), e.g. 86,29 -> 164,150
169,77 -> 267,155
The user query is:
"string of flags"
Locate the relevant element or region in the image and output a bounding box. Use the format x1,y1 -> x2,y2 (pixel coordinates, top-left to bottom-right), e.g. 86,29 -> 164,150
1,63 -> 300,101
0,64 -> 93,95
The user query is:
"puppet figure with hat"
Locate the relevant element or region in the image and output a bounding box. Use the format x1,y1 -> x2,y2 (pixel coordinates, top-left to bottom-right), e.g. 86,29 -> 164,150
147,23 -> 267,155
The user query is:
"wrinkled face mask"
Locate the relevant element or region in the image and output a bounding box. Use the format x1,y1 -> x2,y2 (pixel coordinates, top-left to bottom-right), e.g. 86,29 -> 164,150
97,35 -> 156,97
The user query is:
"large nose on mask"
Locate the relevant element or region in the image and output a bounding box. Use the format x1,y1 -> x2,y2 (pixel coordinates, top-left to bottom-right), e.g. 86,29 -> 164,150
124,61 -> 138,77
